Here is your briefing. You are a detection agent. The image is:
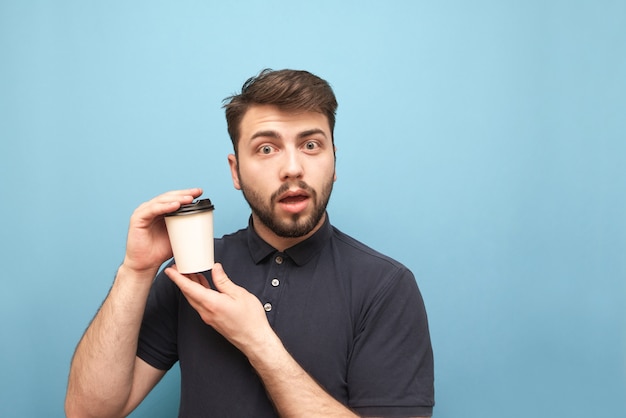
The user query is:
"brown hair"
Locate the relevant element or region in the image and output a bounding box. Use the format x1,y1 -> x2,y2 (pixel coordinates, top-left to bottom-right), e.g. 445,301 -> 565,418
222,69 -> 338,153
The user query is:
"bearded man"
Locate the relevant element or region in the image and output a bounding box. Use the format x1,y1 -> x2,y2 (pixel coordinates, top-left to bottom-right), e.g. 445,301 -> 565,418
65,69 -> 435,418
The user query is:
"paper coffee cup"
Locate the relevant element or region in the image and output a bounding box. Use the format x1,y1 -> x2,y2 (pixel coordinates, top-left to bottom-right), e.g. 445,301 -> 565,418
164,198 -> 215,274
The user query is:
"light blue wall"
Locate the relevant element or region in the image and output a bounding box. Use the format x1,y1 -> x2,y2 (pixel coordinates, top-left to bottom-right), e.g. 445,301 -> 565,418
1,1 -> 625,417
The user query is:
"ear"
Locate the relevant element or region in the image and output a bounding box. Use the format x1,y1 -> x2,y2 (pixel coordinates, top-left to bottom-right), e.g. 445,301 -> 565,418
227,154 -> 242,190
333,146 -> 337,182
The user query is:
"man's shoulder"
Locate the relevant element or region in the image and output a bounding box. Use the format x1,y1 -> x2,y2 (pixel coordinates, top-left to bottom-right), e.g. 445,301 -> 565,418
329,225 -> 410,274
213,226 -> 249,257
216,225 -> 249,244
327,225 -> 421,312
218,226 -> 248,239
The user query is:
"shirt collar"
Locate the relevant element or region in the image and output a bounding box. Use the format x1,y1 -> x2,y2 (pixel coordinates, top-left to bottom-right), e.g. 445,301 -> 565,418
247,214 -> 332,266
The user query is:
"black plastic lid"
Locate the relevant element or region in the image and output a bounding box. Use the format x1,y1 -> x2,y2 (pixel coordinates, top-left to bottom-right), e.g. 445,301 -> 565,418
165,198 -> 215,216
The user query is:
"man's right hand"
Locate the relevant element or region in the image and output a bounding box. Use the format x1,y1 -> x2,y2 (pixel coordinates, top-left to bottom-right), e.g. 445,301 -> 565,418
122,188 -> 203,276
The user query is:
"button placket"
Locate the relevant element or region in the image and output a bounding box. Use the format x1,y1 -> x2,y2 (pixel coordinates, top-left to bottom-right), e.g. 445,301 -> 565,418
263,253 -> 287,323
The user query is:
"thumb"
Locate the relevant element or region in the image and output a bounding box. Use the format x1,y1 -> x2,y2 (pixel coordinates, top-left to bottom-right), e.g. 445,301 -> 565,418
211,263 -> 238,294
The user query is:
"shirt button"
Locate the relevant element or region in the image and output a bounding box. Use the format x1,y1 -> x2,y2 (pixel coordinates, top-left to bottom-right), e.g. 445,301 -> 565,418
271,278 -> 280,287
263,302 -> 273,312
275,256 -> 283,265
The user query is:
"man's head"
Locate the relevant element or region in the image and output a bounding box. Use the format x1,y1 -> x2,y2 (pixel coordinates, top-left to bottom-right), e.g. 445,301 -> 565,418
223,69 -> 338,155
224,69 -> 338,249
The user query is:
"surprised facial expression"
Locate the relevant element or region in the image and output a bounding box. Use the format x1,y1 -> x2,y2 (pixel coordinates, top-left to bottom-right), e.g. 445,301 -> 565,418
228,105 -> 336,241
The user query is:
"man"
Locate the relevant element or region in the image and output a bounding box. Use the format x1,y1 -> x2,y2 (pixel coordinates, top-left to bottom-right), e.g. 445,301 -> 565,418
65,69 -> 434,417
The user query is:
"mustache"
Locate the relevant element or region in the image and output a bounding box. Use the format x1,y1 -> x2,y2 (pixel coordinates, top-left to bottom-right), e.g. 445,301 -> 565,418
271,181 -> 316,203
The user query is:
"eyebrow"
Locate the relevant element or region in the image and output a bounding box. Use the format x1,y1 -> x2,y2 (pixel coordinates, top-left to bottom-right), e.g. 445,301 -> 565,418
249,128 -> 328,142
298,128 -> 327,139
250,130 -> 281,141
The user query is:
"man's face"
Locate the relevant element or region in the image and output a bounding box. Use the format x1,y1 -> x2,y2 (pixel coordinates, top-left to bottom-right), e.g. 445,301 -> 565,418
228,104 -> 336,241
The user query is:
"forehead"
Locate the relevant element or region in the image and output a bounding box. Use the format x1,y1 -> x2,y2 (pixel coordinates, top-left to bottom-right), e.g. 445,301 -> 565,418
239,104 -> 331,139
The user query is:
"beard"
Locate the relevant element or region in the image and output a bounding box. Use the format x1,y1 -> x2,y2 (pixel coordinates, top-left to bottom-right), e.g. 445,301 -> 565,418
239,176 -> 334,239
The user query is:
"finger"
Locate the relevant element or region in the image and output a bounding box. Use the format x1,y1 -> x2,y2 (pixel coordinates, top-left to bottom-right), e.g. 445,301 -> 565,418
211,263 -> 240,295
165,267 -> 215,304
137,201 -> 181,218
169,265 -> 206,285
187,272 -> 211,288
134,188 -> 204,220
151,188 -> 203,204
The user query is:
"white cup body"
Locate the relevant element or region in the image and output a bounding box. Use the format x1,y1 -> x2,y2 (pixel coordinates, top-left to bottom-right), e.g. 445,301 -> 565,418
165,210 -> 214,274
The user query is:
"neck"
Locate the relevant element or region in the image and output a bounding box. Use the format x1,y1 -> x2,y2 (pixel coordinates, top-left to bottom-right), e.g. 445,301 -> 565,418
251,213 -> 326,252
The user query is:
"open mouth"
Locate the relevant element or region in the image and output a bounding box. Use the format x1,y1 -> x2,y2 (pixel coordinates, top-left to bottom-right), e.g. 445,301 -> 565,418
279,194 -> 308,204
277,190 -> 311,213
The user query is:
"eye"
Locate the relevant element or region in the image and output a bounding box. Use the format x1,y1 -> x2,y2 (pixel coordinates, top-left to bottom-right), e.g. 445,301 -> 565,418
259,145 -> 273,155
304,141 -> 318,151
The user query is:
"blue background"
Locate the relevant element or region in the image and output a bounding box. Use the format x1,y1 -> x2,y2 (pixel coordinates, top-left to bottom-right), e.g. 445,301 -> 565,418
1,1 -> 625,417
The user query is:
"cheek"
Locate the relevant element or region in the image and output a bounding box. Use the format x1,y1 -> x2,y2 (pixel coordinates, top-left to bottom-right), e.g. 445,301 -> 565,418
318,158 -> 337,180
239,164 -> 272,191
239,163 -> 265,182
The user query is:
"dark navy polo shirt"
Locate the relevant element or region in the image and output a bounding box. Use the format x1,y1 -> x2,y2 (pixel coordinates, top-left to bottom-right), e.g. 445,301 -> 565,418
138,215 -> 434,417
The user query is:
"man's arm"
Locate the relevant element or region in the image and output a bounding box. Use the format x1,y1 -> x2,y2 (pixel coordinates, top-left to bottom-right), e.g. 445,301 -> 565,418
249,331 -> 358,417
65,188 -> 202,418
65,266 -> 165,417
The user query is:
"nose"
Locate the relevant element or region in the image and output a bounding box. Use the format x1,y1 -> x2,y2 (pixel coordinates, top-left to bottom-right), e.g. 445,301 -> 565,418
279,148 -> 303,181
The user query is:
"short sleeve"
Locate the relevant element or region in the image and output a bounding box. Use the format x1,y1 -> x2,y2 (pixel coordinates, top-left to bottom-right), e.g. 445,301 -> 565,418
347,268 -> 434,417
137,266 -> 180,371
